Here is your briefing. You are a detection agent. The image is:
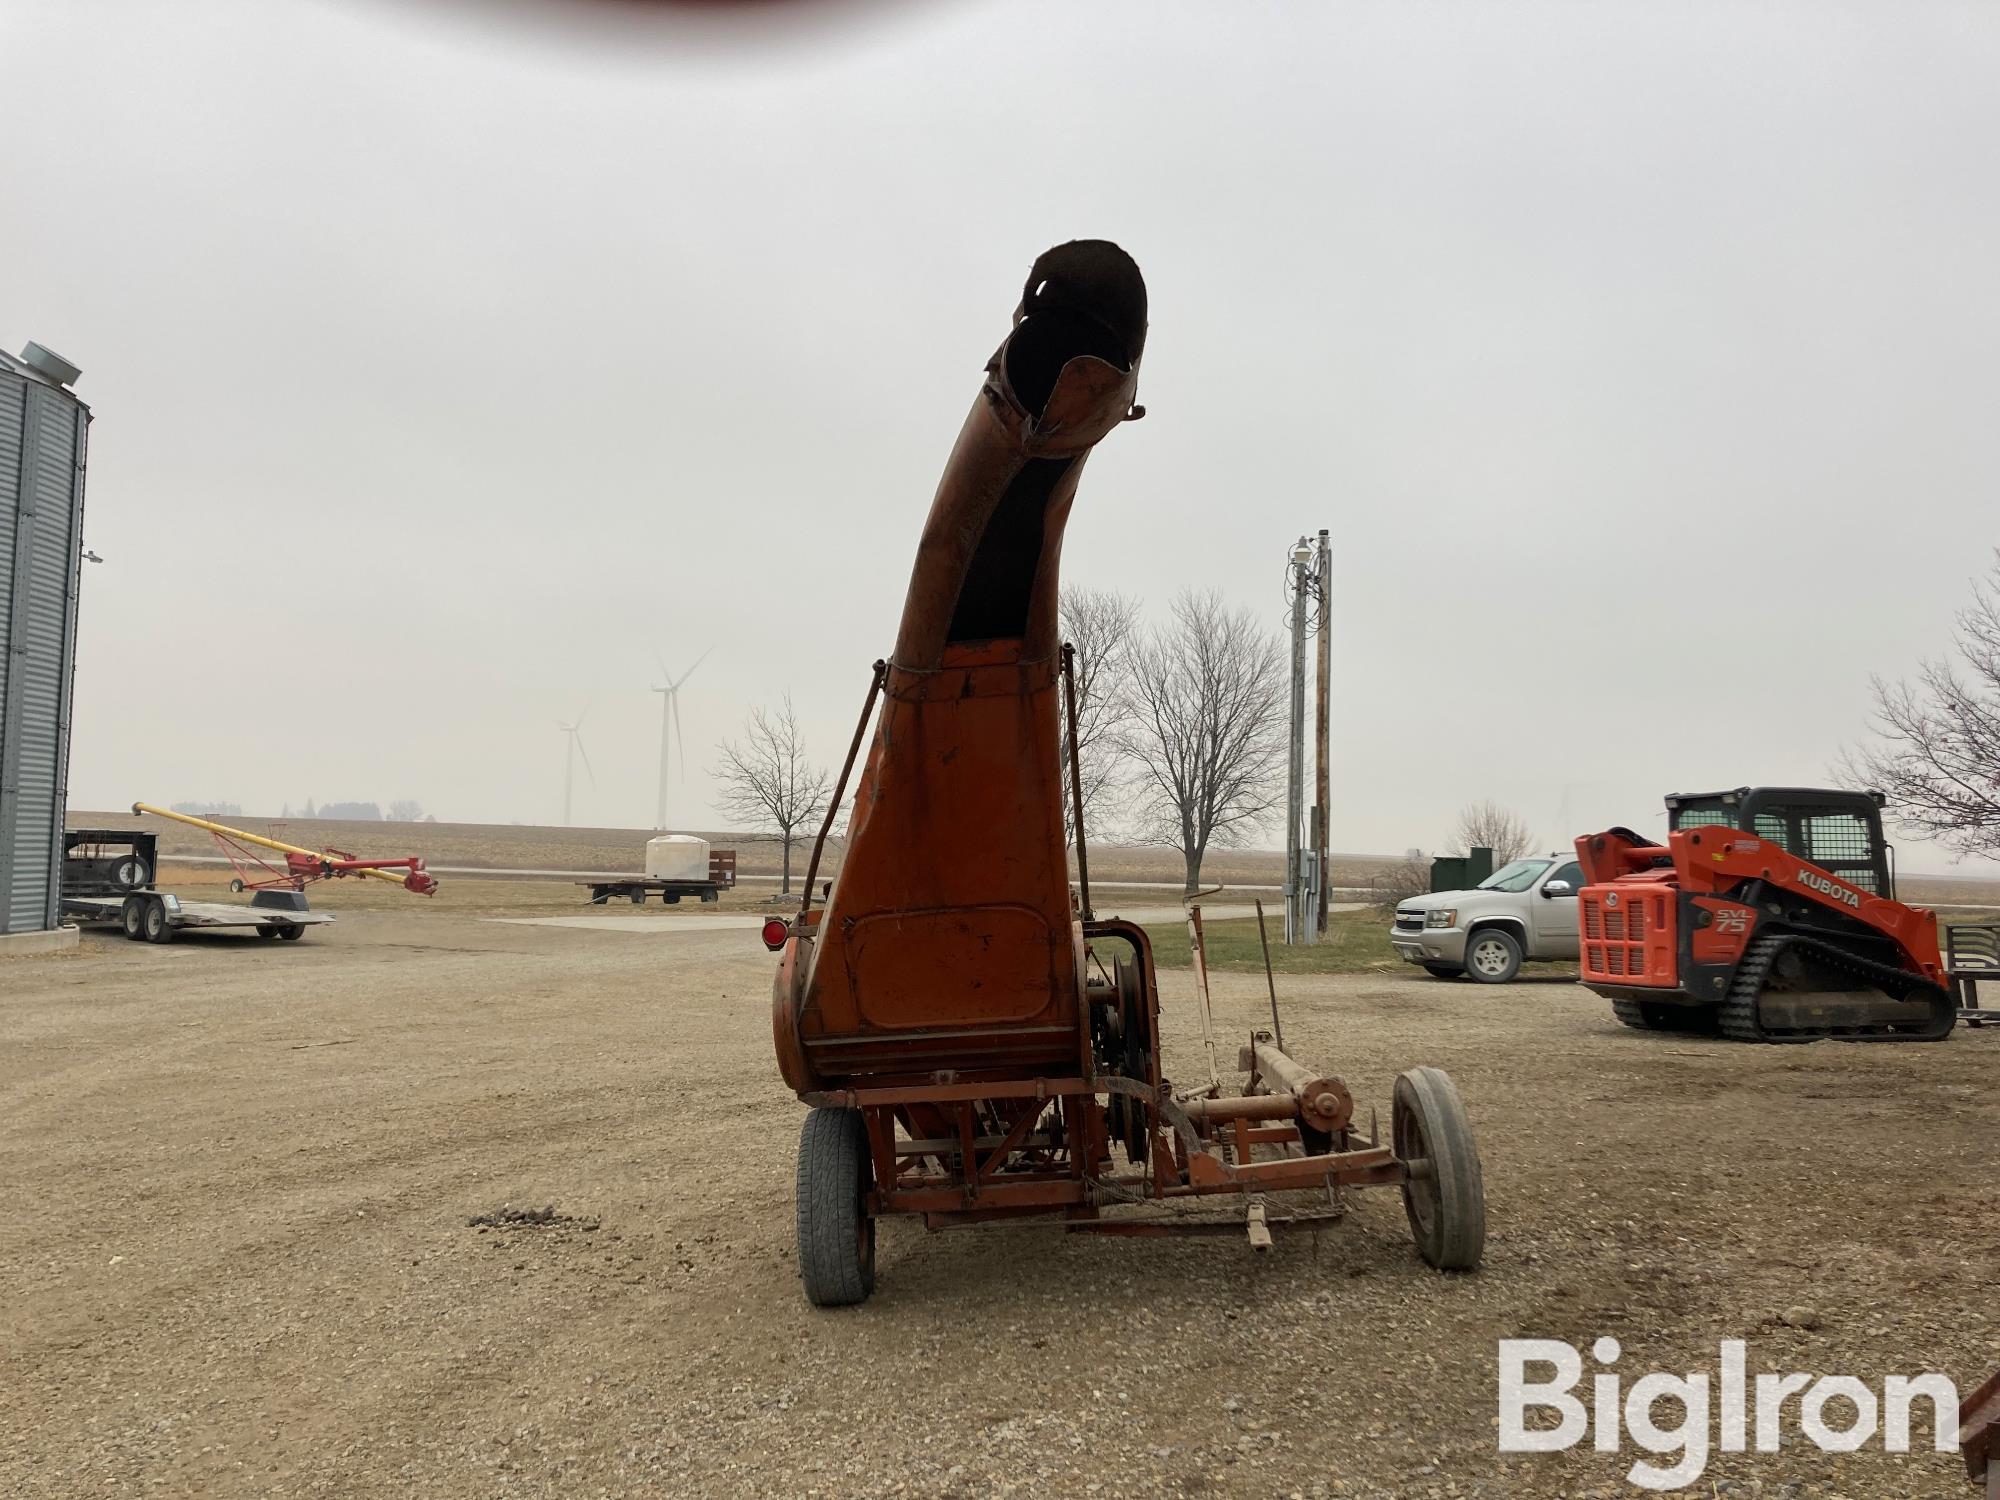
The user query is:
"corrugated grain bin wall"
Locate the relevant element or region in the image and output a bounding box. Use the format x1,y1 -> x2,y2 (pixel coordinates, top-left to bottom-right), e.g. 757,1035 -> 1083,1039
0,350 -> 91,934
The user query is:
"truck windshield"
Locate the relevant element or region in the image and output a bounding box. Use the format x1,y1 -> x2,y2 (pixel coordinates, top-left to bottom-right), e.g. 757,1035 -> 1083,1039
1476,859 -> 1552,893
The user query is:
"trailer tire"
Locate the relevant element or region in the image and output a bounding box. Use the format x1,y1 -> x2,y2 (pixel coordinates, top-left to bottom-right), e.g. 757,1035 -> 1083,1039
277,925 -> 305,941
1394,1065 -> 1484,1272
796,1107 -> 875,1307
141,897 -> 174,945
256,926 -> 281,941
1462,927 -> 1522,984
121,895 -> 146,940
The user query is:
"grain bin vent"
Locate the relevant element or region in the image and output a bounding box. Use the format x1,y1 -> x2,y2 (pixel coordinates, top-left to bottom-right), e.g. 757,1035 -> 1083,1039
20,343 -> 81,388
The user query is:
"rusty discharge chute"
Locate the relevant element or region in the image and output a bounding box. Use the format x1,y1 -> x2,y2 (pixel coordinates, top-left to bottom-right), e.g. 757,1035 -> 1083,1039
775,241 -> 1146,1095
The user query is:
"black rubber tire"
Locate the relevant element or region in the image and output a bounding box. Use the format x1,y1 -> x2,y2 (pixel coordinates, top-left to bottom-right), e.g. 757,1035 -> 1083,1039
276,925 -> 305,942
256,926 -> 281,941
120,895 -> 146,940
1421,963 -> 1463,980
111,856 -> 151,892
141,897 -> 174,945
796,1108 -> 875,1307
1462,928 -> 1523,985
228,878 -> 245,894
1393,1066 -> 1485,1271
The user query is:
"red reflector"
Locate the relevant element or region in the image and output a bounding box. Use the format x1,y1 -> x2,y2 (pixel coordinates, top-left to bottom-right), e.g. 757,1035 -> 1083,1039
761,918 -> 789,951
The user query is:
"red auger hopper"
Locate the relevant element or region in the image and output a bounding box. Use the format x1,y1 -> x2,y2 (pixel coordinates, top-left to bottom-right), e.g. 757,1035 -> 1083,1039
768,241 -> 1485,1305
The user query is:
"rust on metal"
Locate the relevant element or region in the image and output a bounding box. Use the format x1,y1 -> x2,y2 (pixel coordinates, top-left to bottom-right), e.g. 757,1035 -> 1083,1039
1061,642 -> 1093,922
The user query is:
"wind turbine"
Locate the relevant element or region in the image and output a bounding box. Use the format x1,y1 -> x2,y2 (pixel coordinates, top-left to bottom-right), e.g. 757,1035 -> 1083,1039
652,648 -> 711,830
559,708 -> 595,826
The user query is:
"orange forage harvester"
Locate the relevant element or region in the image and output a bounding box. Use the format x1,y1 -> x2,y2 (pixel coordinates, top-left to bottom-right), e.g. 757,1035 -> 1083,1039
766,241 -> 1486,1308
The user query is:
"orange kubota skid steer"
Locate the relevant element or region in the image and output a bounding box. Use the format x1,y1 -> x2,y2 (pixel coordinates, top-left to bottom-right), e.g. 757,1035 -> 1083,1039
1575,787 -> 1954,1043
764,241 -> 1485,1306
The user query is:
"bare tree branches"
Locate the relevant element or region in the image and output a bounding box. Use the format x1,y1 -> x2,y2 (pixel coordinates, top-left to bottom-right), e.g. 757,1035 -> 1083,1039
1058,585 -> 1140,842
1368,852 -> 1433,916
1120,589 -> 1288,895
1842,549 -> 2000,860
1449,800 -> 1534,866
711,695 -> 832,894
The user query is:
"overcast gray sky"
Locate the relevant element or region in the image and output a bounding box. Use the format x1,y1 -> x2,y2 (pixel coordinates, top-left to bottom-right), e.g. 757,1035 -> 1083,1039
6,0 -> 1997,870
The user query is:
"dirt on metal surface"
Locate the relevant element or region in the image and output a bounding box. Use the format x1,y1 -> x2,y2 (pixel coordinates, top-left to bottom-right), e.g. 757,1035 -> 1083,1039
2,901 -> 1995,1498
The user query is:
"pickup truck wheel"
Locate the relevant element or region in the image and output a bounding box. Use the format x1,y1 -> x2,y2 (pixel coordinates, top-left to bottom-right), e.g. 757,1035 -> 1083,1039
1420,963 -> 1463,980
1463,928 -> 1522,984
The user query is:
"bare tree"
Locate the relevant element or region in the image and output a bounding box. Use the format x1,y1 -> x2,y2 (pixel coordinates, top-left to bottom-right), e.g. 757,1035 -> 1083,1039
1121,590 -> 1288,895
1448,800 -> 1534,866
711,695 -> 833,894
1057,585 -> 1140,842
1368,851 -> 1434,915
386,799 -> 424,823
1842,549 -> 2000,859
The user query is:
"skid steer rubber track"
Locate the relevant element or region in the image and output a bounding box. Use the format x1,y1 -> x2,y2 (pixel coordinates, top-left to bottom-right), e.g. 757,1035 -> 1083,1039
1719,933 -> 1955,1044
1610,997 -> 1654,1031
1612,996 -> 1719,1035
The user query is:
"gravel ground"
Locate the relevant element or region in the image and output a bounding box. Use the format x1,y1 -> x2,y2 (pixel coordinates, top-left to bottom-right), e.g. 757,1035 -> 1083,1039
2,907 -> 1995,1498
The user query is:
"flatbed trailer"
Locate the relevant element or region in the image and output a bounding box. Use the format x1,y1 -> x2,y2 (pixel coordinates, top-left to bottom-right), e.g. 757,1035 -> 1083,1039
63,890 -> 334,944
578,848 -> 737,906
577,877 -> 724,906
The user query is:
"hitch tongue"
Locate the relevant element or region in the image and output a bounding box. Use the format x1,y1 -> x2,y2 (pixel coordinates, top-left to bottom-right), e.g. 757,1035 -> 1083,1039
1246,1196 -> 1272,1251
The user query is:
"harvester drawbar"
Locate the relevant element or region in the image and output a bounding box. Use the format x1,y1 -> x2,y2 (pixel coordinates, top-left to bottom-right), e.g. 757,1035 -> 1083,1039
764,241 -> 1485,1305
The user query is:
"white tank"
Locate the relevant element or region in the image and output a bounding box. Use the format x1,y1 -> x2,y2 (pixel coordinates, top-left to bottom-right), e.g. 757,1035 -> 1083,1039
644,834 -> 710,883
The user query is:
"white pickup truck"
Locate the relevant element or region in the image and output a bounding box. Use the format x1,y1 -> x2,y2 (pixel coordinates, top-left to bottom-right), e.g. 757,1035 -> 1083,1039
1389,855 -> 1584,983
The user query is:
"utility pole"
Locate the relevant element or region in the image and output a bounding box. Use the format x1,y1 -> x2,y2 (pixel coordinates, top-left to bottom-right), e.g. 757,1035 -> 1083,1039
1285,538 -> 1312,944
1313,529 -> 1332,936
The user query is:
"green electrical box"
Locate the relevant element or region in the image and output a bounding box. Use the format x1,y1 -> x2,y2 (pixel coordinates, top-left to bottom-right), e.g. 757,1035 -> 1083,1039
1429,846 -> 1494,893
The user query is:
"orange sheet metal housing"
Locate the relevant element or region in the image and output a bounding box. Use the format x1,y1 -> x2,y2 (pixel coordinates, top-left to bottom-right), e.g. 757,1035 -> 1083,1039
773,242 -> 1147,1095
1573,826 -> 1946,991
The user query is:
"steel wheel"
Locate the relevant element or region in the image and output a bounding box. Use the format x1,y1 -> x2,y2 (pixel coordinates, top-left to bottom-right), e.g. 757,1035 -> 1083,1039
796,1108 -> 875,1307
1393,1066 -> 1485,1271
1463,929 -> 1522,984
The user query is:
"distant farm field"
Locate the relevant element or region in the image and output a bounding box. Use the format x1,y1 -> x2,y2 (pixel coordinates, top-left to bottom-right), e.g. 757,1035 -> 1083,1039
66,809 -> 1416,892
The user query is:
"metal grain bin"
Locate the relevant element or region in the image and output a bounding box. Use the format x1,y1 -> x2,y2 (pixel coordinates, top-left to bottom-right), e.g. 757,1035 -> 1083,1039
0,344 -> 91,936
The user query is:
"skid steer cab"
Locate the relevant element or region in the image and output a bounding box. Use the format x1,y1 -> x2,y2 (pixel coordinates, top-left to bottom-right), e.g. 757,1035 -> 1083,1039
1574,787 -> 1954,1044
